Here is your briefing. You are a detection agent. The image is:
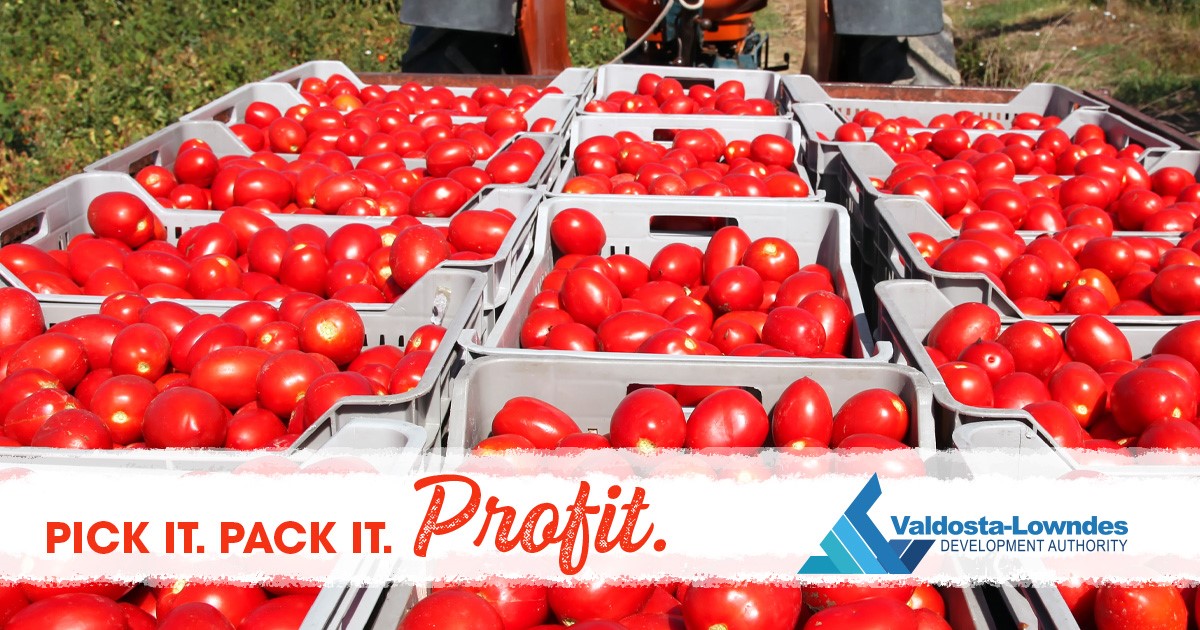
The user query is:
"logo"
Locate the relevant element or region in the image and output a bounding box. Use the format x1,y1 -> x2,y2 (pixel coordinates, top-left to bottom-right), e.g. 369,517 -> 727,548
799,474 -> 933,575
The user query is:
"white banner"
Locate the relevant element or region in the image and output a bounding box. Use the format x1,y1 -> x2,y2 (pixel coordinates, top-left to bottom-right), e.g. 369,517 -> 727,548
0,449 -> 1195,585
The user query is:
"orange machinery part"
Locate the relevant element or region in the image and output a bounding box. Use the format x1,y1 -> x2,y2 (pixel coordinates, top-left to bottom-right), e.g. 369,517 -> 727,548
602,0 -> 767,22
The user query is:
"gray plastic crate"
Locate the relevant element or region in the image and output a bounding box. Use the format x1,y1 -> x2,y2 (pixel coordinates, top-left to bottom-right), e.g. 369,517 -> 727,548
550,114 -> 819,199
0,172 -> 528,316
783,74 -> 1107,125
263,60 -> 596,97
468,195 -> 884,362
838,111 -> 1180,250
584,63 -> 785,115
0,267 -> 484,455
874,198 -> 1198,326
323,582 -> 1015,630
875,279 -> 1179,450
447,354 -> 933,450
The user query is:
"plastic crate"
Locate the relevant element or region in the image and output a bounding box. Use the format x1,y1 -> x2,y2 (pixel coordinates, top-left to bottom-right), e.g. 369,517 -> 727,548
783,74 -> 1107,125
549,114 -> 820,198
584,63 -> 785,114
837,111 -> 1181,249
873,198 -> 1199,326
320,582 -> 1017,630
468,195 -> 883,362
262,60 -> 596,97
0,266 -> 484,455
874,279 -> 1180,450
447,354 -> 933,450
0,172 -> 528,316
181,82 -> 309,124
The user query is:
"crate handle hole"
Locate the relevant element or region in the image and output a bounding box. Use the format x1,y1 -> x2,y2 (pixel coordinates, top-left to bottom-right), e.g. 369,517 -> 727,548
626,384 -> 763,403
649,216 -> 738,235
1,213 -> 45,247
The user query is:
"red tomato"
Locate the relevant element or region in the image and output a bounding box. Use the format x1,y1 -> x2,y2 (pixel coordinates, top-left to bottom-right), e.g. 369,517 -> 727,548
706,266 -> 764,313
142,387 -> 228,448
448,211 -> 513,256
237,594 -> 316,630
741,238 -> 799,283
87,191 -> 155,248
297,300 -> 365,366
549,209 -> 607,256
1110,368 -> 1197,434
609,388 -> 687,450
926,303 -> 1000,360
682,584 -> 802,630
191,346 -> 272,409
547,584 -> 654,624
390,225 -> 451,290
771,377 -> 834,446
939,361 -> 995,407
8,332 -> 89,390
685,388 -> 769,449
760,306 -> 825,357
31,408 -> 113,449
832,388 -> 910,444
90,375 -> 158,445
1063,314 -> 1132,370
803,597 -> 919,630
1094,585 -> 1186,630
0,287 -> 45,346
5,593 -> 127,630
491,397 -> 581,449
559,268 -> 622,329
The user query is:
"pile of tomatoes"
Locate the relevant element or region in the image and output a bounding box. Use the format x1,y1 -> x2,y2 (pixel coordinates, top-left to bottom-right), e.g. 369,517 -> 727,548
863,124 -> 1199,233
132,133 -> 546,217
560,130 -> 810,197
582,74 -> 777,116
225,73 -> 559,158
517,208 -> 856,358
926,303 -> 1200,450
0,190 -> 516,303
399,581 -> 952,630
477,375 -> 910,452
0,286 -> 443,449
912,215 -> 1200,316
0,580 -> 316,629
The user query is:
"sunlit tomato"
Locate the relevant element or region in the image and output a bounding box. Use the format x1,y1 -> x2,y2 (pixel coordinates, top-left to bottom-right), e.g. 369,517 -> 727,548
90,375 -> 158,445
491,397 -> 581,449
547,584 -> 654,624
298,300 -> 365,366
803,597 -> 919,630
682,584 -> 802,630
685,388 -> 769,449
771,377 -> 833,446
926,303 -> 1001,360
609,388 -> 687,450
142,387 -> 228,448
5,593 -> 128,630
1094,585 -> 1186,630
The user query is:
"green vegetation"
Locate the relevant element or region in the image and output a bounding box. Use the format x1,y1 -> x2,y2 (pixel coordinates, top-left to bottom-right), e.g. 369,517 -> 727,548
948,0 -> 1200,138
0,0 -> 624,206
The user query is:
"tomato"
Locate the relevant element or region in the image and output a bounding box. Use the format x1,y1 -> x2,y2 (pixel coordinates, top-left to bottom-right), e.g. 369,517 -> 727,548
547,584 -> 654,624
390,225 -> 451,290
142,387 -> 228,448
108,323 -> 171,381
90,375 -> 158,444
1063,314 -> 1131,370
649,244 -> 703,288
993,372 -> 1051,409
926,303 -> 1000,361
8,332 -> 88,390
830,388 -> 909,444
87,192 -> 155,248
760,307 -> 824,356
1150,264 -> 1200,314
409,177 -> 472,218
31,408 -> 113,449
770,377 -> 833,447
682,584 -> 802,630
706,266 -> 764,313
748,135 -> 796,168
491,397 -> 581,449
741,238 -> 799,283
297,300 -> 365,366
237,594 -> 316,630
685,388 -> 769,449
550,209 -> 606,256
559,268 -> 622,330
0,287 -> 45,346
938,361 -> 995,407
487,150 -> 538,184
798,291 -> 853,355
301,371 -> 374,426
609,388 -> 687,450
1110,368 -> 1197,435
802,597 -> 919,630
1047,362 -> 1107,428
1093,585 -> 1186,630
191,346 -> 272,409
5,593 -> 128,630
1139,419 -> 1200,449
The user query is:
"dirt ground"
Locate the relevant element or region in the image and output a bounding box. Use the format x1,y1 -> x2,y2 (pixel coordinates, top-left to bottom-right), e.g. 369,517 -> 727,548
761,0 -> 807,72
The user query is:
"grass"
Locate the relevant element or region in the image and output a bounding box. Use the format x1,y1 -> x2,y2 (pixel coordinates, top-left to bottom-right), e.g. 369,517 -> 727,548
0,0 -> 625,208
947,0 -> 1200,138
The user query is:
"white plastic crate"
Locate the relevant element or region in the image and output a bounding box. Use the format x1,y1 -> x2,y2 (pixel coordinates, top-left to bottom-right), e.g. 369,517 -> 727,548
783,74 -> 1108,124
0,172 -> 531,315
467,195 -> 884,361
875,279 -> 1185,450
874,197 -> 1197,326
584,63 -> 785,114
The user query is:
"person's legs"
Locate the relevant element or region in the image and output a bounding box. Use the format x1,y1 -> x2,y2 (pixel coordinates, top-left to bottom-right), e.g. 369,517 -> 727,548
400,26 -> 525,74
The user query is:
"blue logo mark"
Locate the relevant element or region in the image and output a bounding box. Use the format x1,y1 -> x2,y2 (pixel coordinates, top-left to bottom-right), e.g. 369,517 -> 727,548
799,474 -> 933,575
